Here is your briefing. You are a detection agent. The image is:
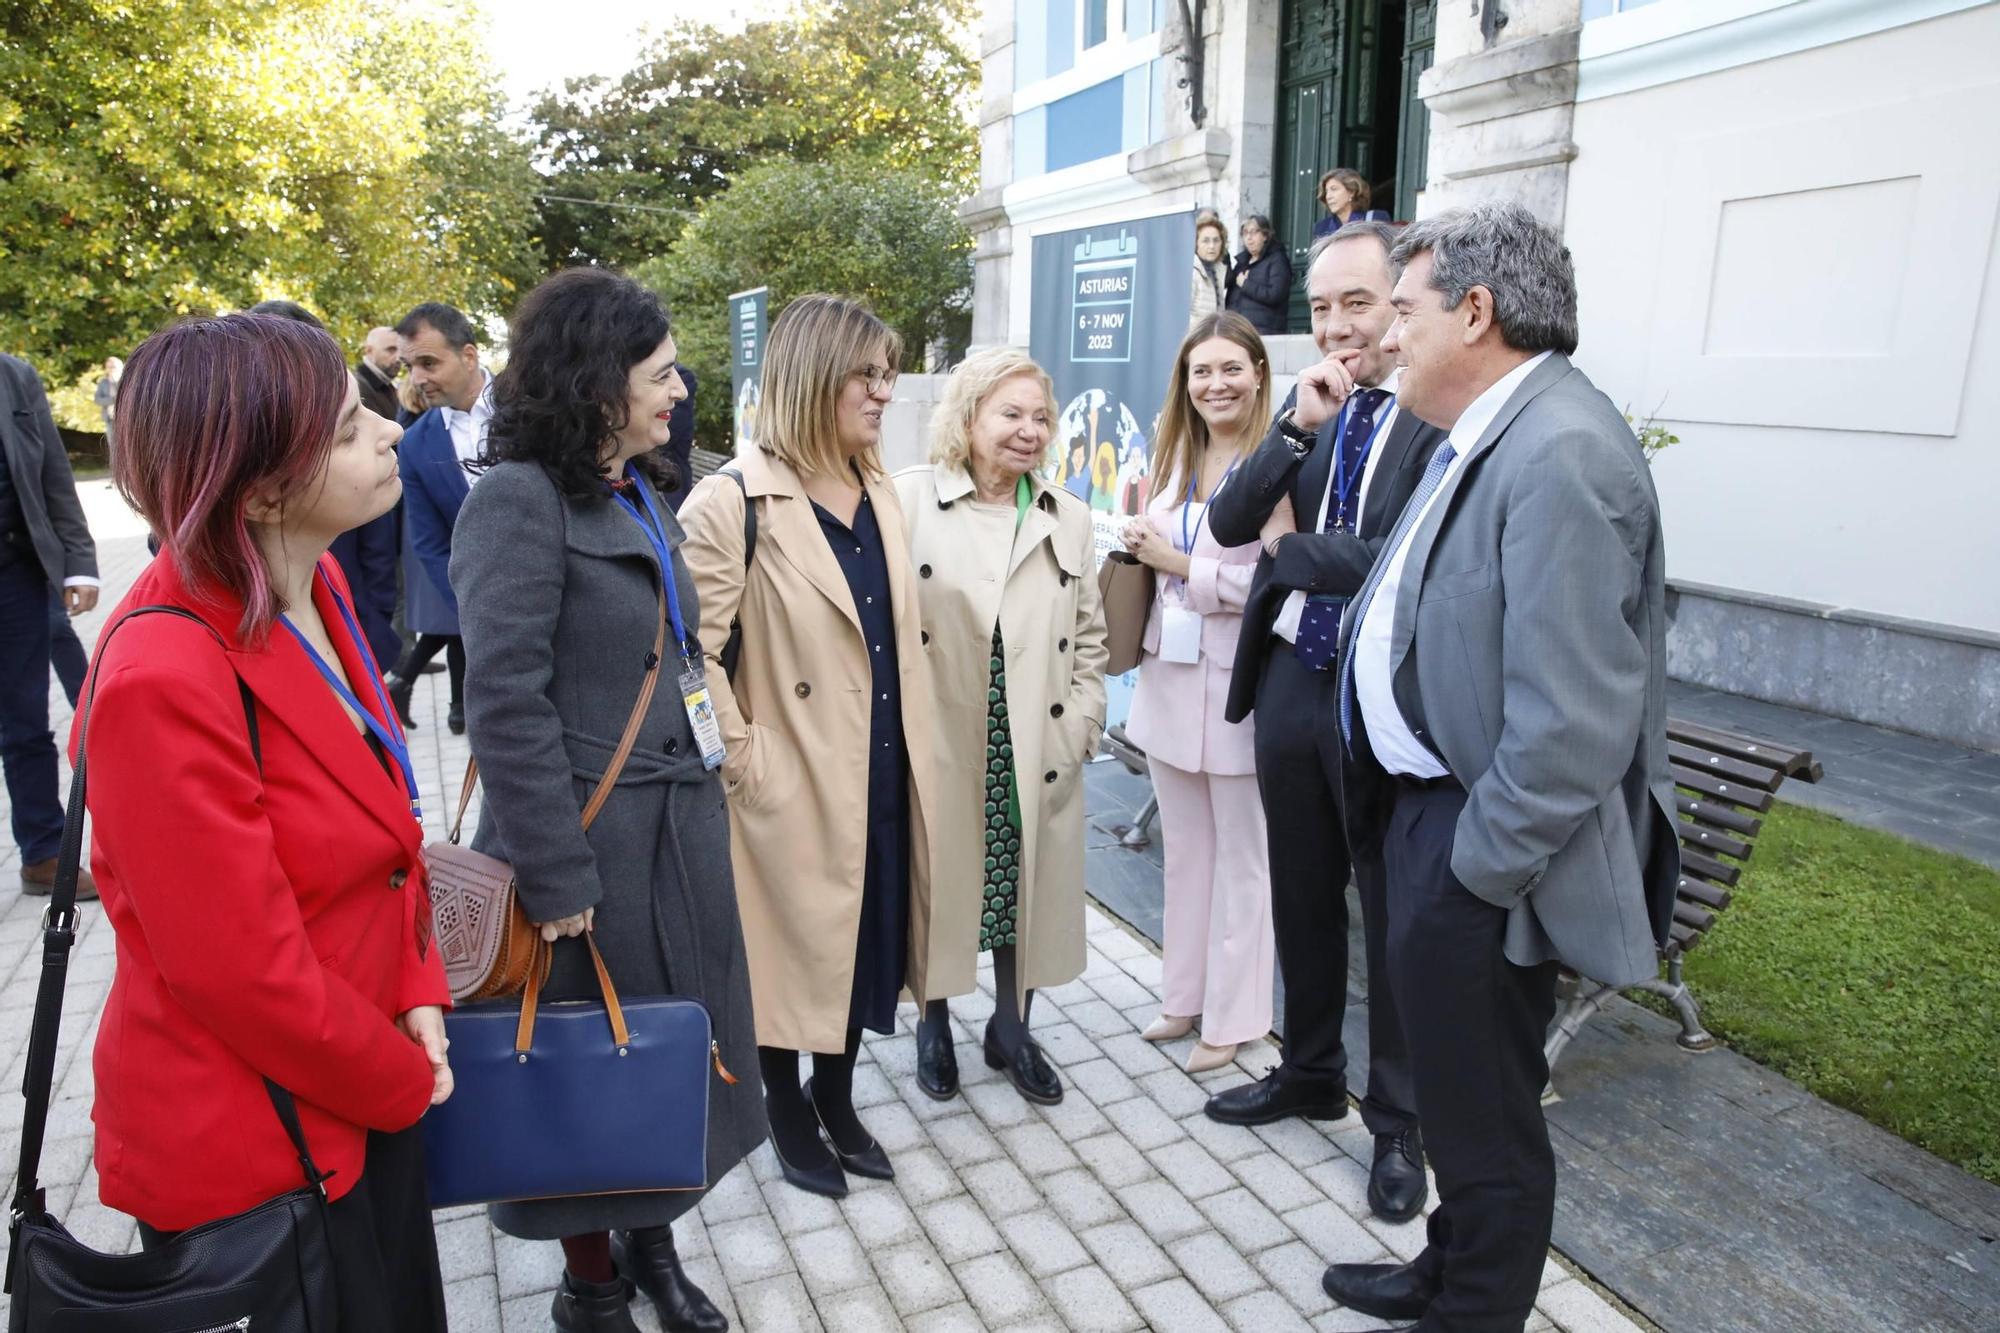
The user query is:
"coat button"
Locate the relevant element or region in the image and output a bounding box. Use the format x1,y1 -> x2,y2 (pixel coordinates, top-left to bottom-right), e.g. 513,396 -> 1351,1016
921,630 -> 930,645
938,499 -> 953,510
388,868 -> 408,889
1044,770 -> 1058,783
796,681 -> 812,698
664,737 -> 680,755
920,564 -> 933,578
1059,572 -> 1070,587
1058,637 -> 1069,651
1050,703 -> 1064,718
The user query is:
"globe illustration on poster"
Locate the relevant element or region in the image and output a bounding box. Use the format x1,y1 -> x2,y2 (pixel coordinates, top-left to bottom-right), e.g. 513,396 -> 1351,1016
1047,387 -> 1152,522
733,377 -> 762,452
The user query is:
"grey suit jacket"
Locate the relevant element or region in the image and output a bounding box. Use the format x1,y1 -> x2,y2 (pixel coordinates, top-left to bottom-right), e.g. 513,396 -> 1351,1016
0,354 -> 98,590
1339,353 -> 1679,988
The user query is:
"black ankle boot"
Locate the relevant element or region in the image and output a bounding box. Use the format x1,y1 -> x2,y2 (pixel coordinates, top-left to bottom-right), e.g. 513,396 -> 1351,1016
613,1228 -> 728,1332
384,674 -> 417,729
551,1271 -> 641,1333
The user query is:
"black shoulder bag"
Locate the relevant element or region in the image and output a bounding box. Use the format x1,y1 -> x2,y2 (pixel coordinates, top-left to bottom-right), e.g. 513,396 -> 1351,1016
5,606 -> 340,1332
718,465 -> 757,680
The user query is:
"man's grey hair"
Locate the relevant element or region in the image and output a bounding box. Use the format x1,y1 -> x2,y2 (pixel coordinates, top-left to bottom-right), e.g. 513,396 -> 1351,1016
1389,203 -> 1578,355
1306,220 -> 1402,281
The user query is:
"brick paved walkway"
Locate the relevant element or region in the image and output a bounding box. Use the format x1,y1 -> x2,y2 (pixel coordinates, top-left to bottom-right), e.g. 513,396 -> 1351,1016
0,484 -> 1645,1331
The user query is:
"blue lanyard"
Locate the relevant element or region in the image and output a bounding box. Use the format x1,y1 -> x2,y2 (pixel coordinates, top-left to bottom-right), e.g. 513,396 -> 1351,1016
1331,394 -> 1396,530
610,473 -> 691,658
279,571 -> 422,822
1178,453 -> 1242,555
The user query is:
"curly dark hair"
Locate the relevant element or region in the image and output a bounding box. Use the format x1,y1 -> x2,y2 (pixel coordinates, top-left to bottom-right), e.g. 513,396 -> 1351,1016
483,268 -> 677,499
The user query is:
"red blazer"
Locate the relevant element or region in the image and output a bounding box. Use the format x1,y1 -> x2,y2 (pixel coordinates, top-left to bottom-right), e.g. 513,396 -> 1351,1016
73,552 -> 449,1230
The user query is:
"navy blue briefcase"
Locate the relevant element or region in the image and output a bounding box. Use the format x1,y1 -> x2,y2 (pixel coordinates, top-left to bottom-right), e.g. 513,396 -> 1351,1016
423,934 -> 731,1208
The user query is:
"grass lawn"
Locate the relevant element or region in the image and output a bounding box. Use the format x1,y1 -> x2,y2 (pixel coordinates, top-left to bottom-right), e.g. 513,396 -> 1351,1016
1683,801 -> 2000,1185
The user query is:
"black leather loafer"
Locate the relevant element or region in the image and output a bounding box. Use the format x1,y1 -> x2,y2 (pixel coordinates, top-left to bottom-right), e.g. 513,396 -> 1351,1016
984,1020 -> 1063,1104
804,1077 -> 894,1181
1203,1066 -> 1349,1126
1321,1259 -> 1440,1321
916,1020 -> 960,1101
1368,1127 -> 1427,1223
612,1227 -> 728,1333
552,1273 -> 641,1333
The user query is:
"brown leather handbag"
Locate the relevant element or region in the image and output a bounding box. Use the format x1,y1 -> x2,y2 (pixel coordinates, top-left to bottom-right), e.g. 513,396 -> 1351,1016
427,585 -> 668,1002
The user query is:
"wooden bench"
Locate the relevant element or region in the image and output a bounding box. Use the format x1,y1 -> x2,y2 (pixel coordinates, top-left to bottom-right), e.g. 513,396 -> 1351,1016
1544,716 -> 1822,1074
688,447 -> 732,484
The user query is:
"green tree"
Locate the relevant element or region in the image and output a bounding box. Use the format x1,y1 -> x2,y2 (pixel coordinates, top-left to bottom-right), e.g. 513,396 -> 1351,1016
532,0 -> 977,270
632,154 -> 972,451
0,0 -> 539,381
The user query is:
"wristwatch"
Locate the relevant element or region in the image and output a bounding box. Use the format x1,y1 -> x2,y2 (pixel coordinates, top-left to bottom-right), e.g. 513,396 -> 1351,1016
1276,409 -> 1315,456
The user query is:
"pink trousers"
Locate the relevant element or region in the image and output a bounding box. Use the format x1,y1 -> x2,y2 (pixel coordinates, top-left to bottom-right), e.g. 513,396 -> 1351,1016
1150,756 -> 1275,1047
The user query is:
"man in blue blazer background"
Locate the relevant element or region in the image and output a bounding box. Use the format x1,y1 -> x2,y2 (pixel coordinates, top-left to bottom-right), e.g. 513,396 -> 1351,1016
385,301 -> 486,733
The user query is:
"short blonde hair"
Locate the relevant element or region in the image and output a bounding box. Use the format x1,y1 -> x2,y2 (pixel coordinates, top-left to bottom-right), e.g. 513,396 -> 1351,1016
929,347 -> 1059,471
759,293 -> 904,479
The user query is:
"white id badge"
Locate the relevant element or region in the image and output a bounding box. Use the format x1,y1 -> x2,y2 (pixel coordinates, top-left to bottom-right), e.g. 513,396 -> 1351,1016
1159,606 -> 1202,664
680,663 -> 727,771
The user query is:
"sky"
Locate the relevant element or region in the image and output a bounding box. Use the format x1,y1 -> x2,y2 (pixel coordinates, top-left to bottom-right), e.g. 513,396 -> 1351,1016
482,0 -> 784,113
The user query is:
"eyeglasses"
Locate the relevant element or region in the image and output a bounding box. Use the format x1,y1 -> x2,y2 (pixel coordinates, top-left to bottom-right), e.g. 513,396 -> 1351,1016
855,363 -> 899,396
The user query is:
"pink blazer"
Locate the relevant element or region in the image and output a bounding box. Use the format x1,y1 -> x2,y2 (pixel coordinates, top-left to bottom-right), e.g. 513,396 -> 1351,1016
1122,482 -> 1260,776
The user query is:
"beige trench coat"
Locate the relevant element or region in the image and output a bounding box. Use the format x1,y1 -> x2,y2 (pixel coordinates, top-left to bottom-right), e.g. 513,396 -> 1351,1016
892,463 -> 1110,1003
680,449 -> 937,1053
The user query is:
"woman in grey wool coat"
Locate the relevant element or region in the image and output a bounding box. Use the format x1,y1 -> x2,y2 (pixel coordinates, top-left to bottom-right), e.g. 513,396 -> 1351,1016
450,267 -> 765,1333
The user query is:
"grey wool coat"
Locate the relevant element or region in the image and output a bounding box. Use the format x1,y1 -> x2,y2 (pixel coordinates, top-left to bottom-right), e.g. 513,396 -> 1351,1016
450,459 -> 766,1240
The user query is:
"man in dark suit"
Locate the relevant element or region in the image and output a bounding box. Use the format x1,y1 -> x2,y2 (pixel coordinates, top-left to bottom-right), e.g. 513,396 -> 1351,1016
0,353 -> 99,897
1324,203 -> 1677,1331
385,302 -> 483,733
354,325 -> 402,422
1206,222 -> 1441,1224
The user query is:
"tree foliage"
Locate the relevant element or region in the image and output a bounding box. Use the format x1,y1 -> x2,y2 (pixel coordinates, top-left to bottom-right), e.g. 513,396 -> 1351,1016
633,154 -> 972,451
533,0 -> 977,271
0,0 -> 540,380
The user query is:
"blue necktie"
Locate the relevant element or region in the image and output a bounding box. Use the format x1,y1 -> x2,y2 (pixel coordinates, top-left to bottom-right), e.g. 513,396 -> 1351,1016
1293,388 -> 1391,671
1338,439 -> 1459,749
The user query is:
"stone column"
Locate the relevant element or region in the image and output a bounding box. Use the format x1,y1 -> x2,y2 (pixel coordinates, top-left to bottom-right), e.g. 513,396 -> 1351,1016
1418,0 -> 1582,224
964,0 -> 1019,349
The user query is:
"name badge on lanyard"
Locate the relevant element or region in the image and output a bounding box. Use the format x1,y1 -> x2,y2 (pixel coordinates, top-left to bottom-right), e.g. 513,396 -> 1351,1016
1331,396 -> 1395,534
613,474 -> 727,771
1159,456 -> 1240,665
280,569 -> 424,822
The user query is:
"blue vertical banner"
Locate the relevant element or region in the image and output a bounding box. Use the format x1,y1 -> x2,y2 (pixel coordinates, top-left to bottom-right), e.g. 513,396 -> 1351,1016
728,286 -> 769,456
1029,210 -> 1195,725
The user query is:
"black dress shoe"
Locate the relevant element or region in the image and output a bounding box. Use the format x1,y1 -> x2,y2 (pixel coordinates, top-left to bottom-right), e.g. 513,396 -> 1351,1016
983,1020 -> 1062,1104
384,674 -> 417,729
1322,1259 -> 1440,1321
767,1117 -> 848,1199
551,1272 -> 642,1333
804,1077 -> 894,1181
447,703 -> 466,735
1368,1127 -> 1427,1223
1203,1066 -> 1349,1126
612,1227 -> 728,1332
915,1020 -> 960,1101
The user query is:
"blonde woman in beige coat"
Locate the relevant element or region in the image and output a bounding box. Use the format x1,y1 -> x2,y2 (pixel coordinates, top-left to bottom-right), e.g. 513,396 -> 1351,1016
679,295 -> 937,1200
894,347 -> 1110,1107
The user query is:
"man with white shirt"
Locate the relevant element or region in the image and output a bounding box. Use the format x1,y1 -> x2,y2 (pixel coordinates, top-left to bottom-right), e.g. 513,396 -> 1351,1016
387,302 -> 486,733
1205,223 -> 1446,1223
1323,203 -> 1678,1333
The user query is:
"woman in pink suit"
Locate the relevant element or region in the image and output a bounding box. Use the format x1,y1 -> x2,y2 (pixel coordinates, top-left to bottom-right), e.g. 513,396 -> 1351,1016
1119,313 -> 1275,1073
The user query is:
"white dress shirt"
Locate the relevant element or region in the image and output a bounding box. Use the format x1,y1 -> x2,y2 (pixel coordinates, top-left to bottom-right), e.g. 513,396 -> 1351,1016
441,370 -> 493,481
1273,370 -> 1400,643
1353,352 -> 1550,777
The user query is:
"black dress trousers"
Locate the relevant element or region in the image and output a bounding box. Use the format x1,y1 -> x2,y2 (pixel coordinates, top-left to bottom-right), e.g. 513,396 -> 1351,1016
1250,645 -> 1417,1132
1382,782 -> 1559,1333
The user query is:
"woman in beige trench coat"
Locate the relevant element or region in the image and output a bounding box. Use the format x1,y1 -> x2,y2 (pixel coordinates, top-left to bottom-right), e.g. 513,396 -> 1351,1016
894,346 -> 1109,1106
680,295 -> 937,1200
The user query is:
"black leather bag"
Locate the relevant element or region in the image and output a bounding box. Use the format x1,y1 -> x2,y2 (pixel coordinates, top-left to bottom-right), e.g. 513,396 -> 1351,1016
5,606 -> 340,1332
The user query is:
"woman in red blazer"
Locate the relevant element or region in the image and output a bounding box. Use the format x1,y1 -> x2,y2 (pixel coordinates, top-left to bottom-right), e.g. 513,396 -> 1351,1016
77,313 -> 453,1330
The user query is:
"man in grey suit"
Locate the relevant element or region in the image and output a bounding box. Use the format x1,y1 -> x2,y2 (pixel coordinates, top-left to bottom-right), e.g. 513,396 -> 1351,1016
1,353 -> 101,898
1322,203 -> 1679,1332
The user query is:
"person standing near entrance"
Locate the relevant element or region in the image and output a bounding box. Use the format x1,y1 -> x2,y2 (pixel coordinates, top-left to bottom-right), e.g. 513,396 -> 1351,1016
1,352 -> 100,898
1324,203 -> 1677,1331
386,302 -> 483,733
1226,215 -> 1294,336
1205,222 -> 1440,1225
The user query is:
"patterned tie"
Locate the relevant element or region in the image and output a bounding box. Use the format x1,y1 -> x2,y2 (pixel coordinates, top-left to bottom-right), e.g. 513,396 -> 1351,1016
1293,388 -> 1391,671
1338,439 -> 1459,748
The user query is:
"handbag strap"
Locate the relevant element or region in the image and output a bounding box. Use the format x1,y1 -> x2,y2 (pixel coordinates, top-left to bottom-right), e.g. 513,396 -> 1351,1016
9,606 -> 331,1230
448,580 -> 669,843
514,931 -> 629,1056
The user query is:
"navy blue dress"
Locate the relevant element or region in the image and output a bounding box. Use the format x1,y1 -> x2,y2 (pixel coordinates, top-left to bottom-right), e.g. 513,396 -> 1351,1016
811,490 -> 910,1035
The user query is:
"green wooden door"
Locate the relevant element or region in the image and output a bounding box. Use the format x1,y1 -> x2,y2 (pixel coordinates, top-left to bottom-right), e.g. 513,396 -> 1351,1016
1396,0 -> 1435,220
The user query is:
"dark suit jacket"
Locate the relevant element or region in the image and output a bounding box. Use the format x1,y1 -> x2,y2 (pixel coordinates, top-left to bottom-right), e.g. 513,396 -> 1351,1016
396,408 -> 469,635
0,353 -> 98,591
328,511 -> 402,668
354,362 -> 399,423
1208,385 -> 1444,722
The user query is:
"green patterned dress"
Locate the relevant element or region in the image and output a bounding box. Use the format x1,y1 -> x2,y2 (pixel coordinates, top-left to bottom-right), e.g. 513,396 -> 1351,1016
980,625 -> 1022,952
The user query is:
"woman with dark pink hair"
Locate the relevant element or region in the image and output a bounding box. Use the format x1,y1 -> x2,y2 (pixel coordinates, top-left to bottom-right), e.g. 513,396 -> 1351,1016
75,312 -> 453,1331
